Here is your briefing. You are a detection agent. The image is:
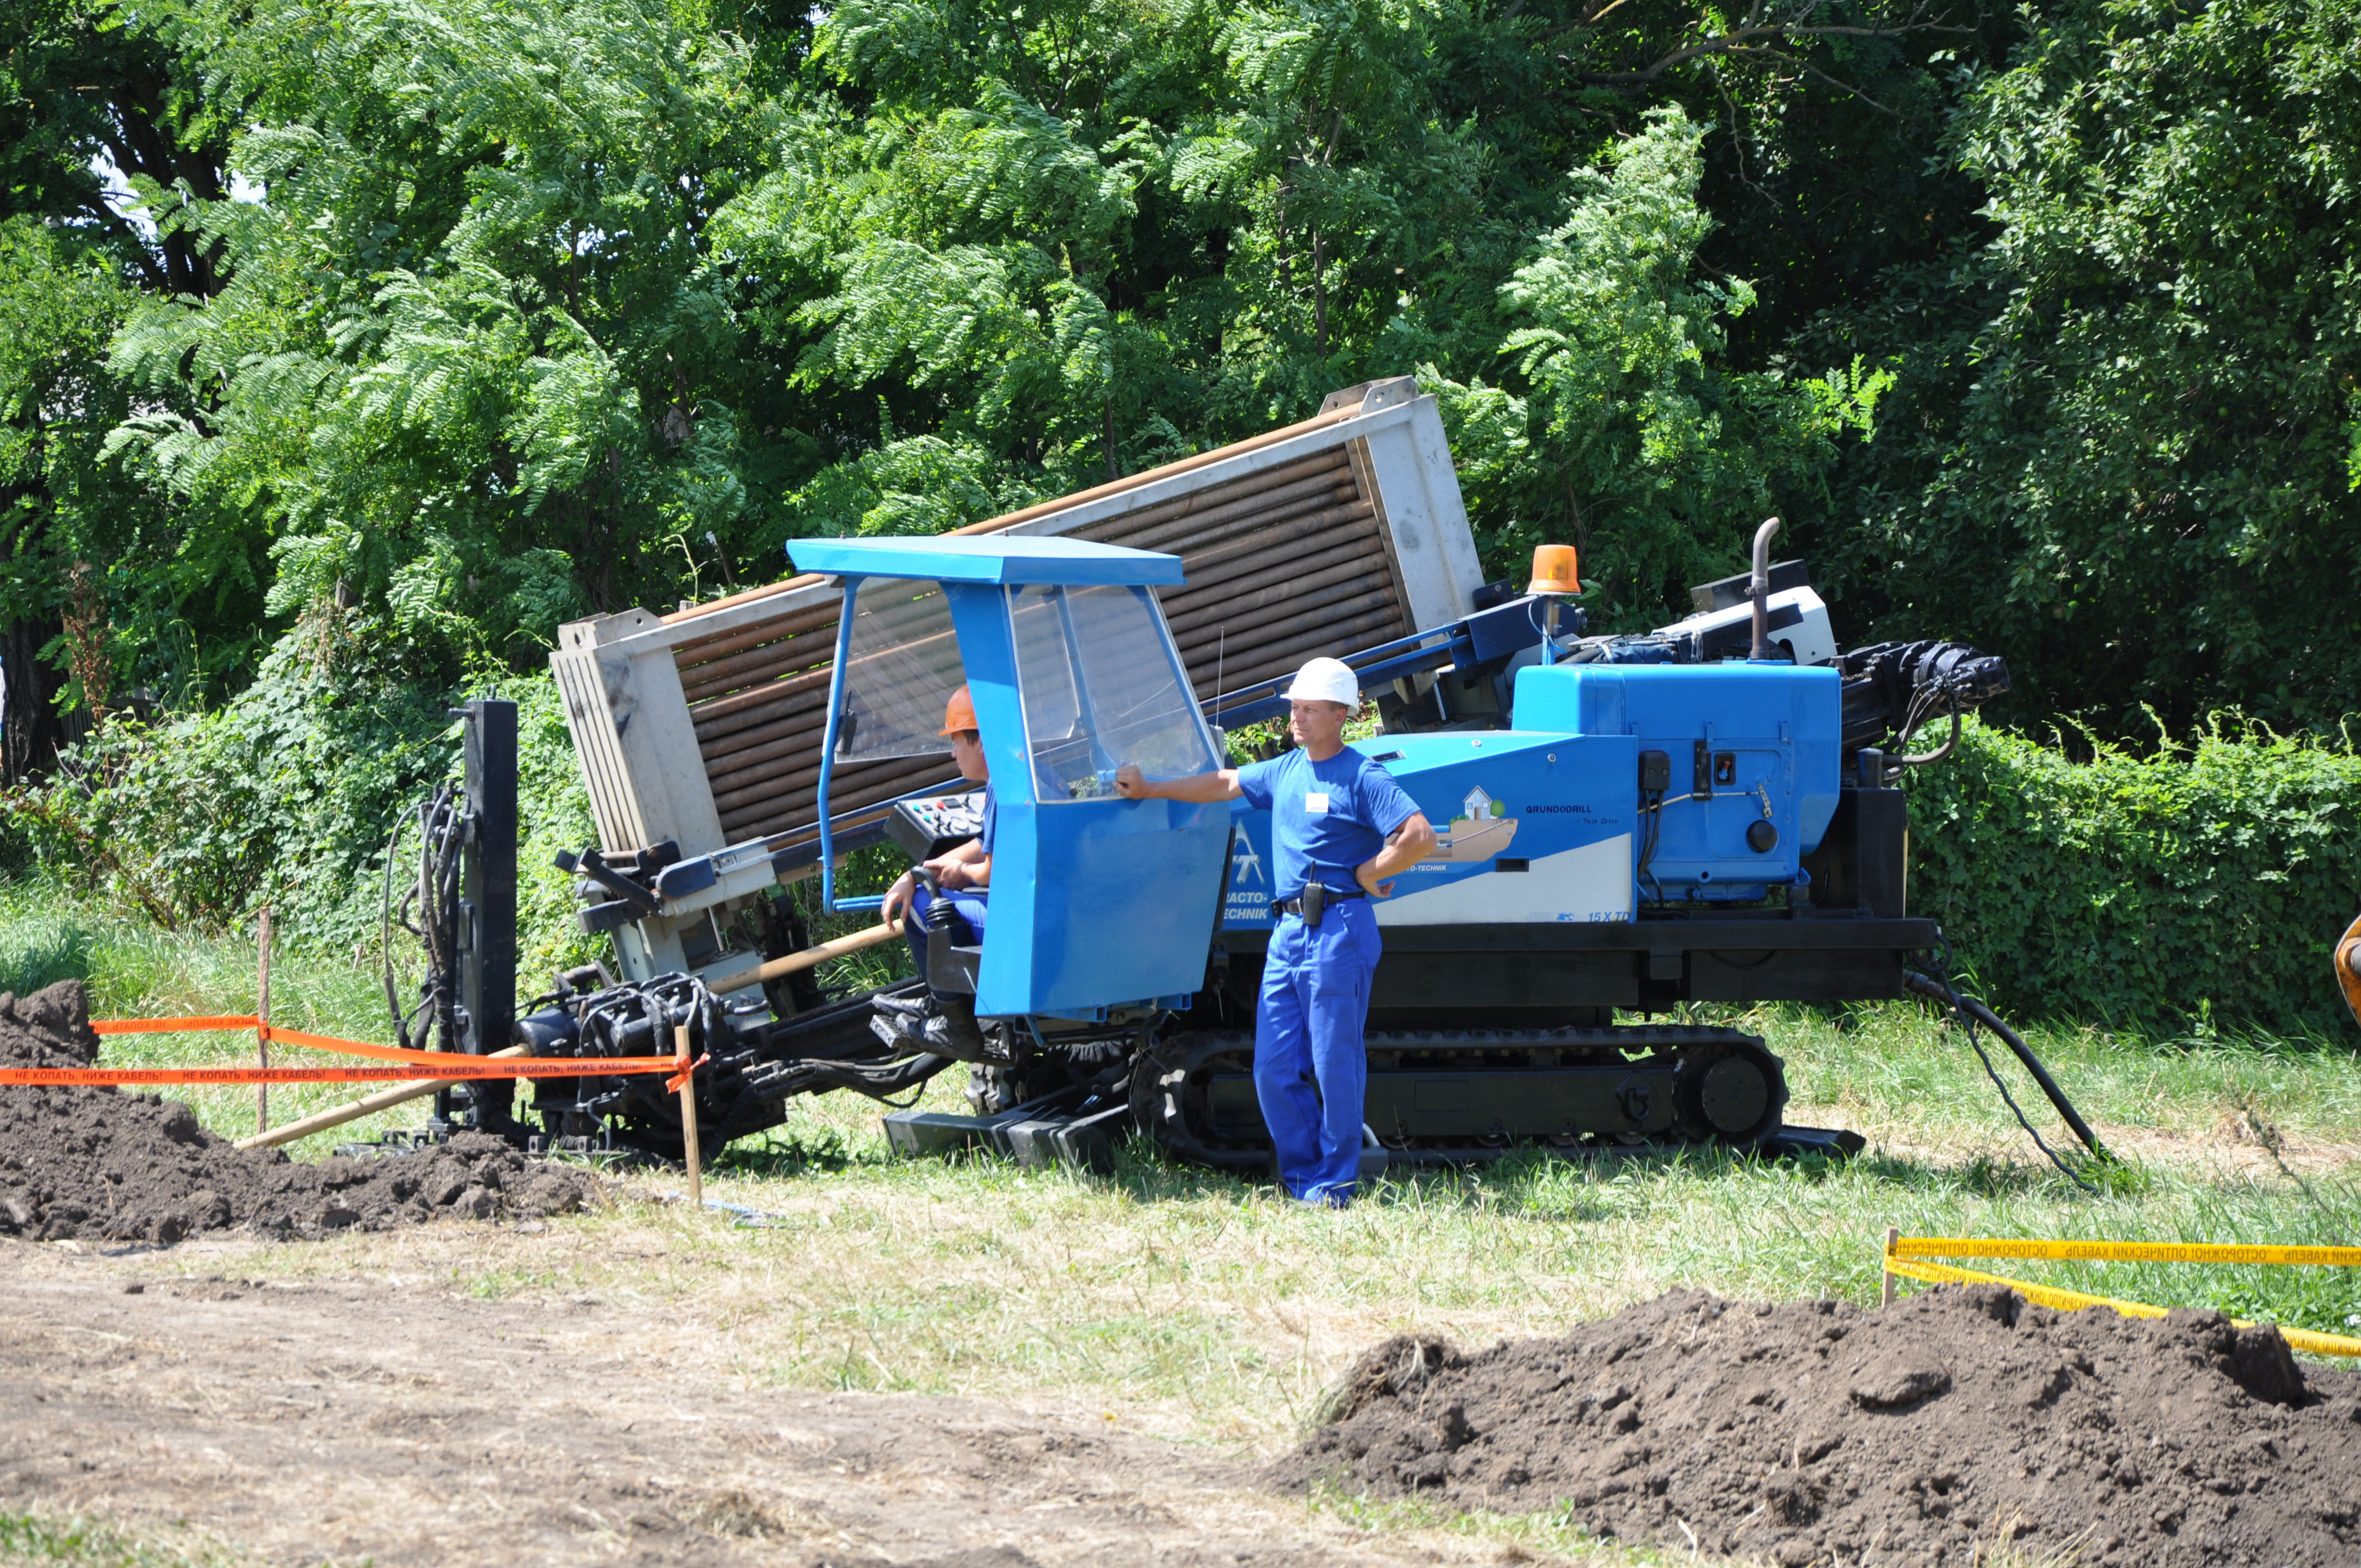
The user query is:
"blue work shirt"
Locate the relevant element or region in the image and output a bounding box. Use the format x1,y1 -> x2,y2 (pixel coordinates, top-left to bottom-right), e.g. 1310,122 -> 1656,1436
1237,748 -> 1420,900
977,783 -> 998,858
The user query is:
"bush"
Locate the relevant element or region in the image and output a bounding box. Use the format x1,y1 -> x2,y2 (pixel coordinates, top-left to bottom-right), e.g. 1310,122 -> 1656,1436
1906,718 -> 2361,1038
3,622 -> 605,980
5,627 -> 451,945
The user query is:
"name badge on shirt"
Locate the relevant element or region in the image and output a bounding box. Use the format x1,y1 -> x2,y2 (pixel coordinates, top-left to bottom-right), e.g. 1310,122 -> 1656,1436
1304,791 -> 1331,815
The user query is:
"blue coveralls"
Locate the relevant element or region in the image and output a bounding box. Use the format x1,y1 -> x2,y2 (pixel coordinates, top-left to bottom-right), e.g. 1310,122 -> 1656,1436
1237,749 -> 1421,1205
904,881 -> 988,974
903,785 -> 995,977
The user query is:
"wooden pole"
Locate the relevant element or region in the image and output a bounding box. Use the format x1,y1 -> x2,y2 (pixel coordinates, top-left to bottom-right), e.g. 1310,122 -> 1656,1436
699,918 -> 903,995
1882,1226 -> 1900,1307
233,1046 -> 530,1151
255,906 -> 272,1136
676,1022 -> 703,1207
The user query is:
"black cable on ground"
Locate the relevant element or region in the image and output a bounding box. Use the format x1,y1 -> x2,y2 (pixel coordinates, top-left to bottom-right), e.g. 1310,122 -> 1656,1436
1903,948 -> 2112,1192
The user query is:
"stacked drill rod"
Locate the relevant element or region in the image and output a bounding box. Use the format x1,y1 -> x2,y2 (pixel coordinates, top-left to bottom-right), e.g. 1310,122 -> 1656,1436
666,434 -> 1415,847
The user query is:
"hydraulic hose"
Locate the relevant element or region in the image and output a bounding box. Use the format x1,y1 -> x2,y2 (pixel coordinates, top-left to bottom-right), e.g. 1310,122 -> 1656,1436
1903,966 -> 2112,1183
1898,700 -> 1964,767
746,1049 -> 954,1103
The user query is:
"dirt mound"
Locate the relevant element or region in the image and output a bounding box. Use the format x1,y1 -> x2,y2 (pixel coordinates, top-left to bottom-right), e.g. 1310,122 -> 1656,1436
0,981 -> 592,1244
1275,1286 -> 2361,1565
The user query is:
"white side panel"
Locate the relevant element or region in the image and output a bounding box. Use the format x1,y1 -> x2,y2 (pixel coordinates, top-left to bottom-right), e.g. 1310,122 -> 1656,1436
611,645 -> 727,856
553,614 -> 727,856
1356,396 -> 1487,630
1374,835 -> 1634,926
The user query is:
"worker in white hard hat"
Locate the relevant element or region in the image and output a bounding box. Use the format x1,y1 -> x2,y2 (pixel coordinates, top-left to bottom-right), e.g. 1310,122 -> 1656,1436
1116,656 -> 1435,1206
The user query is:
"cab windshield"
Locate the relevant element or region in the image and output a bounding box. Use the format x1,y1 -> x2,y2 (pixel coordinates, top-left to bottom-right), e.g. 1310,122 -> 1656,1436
1008,582 -> 1217,801
834,576 -> 964,761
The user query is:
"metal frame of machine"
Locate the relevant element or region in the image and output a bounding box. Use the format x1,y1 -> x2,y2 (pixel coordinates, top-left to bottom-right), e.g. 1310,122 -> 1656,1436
353,391 -> 2104,1180
544,378 -> 1483,989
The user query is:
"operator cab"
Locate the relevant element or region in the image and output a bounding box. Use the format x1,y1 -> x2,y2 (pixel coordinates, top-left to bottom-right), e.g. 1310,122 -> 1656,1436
787,536 -> 1231,1021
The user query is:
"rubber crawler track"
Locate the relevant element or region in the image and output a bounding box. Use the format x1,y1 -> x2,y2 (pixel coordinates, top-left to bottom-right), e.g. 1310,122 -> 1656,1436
1130,1025 -> 1788,1169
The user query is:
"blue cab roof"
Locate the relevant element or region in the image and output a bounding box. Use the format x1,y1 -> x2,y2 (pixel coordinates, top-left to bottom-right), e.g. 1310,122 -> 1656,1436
787,534 -> 1185,587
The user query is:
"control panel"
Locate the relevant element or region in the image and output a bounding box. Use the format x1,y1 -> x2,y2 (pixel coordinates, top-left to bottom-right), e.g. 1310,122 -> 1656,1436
887,790 -> 987,861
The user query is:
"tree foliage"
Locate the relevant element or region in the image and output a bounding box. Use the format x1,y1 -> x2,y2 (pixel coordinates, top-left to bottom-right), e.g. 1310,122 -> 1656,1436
3,0 -> 1998,713
1422,108 -> 1891,626
6,0 -> 2361,1005
1819,0 -> 2361,733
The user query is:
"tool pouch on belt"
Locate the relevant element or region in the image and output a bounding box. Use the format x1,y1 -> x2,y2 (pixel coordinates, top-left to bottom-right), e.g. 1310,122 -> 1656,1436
1302,883 -> 1327,930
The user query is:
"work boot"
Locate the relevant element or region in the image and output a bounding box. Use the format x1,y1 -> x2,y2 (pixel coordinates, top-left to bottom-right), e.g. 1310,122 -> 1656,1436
868,1010 -> 977,1058
870,989 -> 930,1020
884,993 -> 991,1064
924,993 -> 991,1061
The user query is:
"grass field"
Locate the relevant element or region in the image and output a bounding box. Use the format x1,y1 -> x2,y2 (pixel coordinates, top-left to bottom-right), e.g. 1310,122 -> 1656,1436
7,875 -> 2361,1556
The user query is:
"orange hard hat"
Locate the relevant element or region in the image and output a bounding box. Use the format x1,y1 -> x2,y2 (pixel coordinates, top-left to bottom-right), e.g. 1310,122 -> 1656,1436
940,684 -> 978,736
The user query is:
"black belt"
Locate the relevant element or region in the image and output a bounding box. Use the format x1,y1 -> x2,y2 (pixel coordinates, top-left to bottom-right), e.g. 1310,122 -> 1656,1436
1276,885 -> 1366,927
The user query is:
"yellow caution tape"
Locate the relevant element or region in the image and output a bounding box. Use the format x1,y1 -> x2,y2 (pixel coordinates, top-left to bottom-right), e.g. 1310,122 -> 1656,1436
1883,1243 -> 2361,1358
1893,1235 -> 2361,1269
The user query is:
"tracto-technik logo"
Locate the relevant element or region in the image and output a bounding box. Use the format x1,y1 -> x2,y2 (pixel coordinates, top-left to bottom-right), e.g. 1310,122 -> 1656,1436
1231,834 -> 1265,886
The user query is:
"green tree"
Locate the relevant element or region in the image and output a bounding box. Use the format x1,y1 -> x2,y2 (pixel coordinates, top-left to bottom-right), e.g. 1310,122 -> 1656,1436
0,218 -> 161,772
0,0 -> 229,292
1422,107 -> 1889,625
2,0 -> 1992,703
723,0 -> 1965,565
98,0 -> 793,675
1826,0 -> 2361,736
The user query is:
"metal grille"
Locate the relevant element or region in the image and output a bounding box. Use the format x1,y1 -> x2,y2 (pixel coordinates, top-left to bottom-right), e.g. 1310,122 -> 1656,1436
665,430 -> 1416,848
551,648 -> 647,849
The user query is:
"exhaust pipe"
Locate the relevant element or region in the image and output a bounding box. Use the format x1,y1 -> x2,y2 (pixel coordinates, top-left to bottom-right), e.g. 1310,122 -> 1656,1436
1749,517 -> 1782,661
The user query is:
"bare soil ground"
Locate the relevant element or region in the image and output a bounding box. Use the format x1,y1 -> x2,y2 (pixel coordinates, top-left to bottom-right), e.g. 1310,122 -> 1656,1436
1275,1286 -> 2361,1566
0,983 -> 592,1244
0,1238 -> 1486,1568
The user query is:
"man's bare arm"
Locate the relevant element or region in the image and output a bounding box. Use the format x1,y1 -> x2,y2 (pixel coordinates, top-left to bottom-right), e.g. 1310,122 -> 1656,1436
886,835 -> 991,916
1355,813 -> 1436,899
930,836 -> 989,889
1113,763 -> 1244,804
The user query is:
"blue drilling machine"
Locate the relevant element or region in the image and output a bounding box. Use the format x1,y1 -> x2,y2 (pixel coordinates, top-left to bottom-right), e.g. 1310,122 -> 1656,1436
386,518 -> 2105,1180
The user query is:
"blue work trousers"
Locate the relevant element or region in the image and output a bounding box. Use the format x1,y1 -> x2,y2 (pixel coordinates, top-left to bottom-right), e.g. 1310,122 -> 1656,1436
1254,899 -> 1382,1204
904,881 -> 988,980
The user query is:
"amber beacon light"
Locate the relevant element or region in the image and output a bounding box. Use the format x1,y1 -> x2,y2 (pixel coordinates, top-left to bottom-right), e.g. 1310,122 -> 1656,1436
1527,543 -> 1580,596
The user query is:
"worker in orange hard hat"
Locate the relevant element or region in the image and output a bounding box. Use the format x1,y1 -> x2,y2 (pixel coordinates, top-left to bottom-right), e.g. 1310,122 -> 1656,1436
875,685 -> 995,1060
2338,913 -> 2361,1031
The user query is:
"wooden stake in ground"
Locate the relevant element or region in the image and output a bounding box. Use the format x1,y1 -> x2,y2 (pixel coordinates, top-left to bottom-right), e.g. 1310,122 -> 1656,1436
255,906 -> 273,1136
676,1021 -> 703,1207
1883,1226 -> 1900,1306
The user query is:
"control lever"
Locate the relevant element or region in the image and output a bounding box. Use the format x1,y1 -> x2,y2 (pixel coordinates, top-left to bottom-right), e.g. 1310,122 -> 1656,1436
915,868 -> 957,930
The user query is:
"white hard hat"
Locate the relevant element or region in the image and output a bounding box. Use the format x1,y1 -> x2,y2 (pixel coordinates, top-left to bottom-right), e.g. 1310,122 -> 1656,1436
1283,656 -> 1359,707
